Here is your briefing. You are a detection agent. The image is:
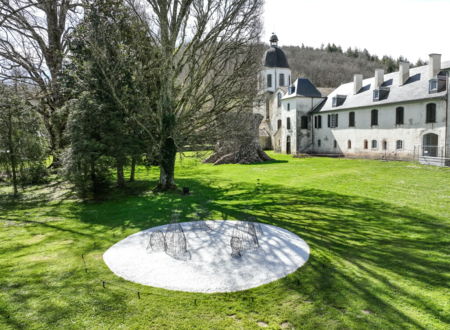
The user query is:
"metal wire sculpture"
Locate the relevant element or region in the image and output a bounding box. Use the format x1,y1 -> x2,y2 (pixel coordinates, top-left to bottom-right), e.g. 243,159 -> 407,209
230,221 -> 261,257
246,216 -> 263,236
191,207 -> 214,231
230,236 -> 242,258
147,230 -> 166,252
164,222 -> 191,261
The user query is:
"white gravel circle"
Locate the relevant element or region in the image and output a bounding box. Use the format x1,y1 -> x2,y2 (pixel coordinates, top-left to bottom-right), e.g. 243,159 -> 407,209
103,221 -> 310,293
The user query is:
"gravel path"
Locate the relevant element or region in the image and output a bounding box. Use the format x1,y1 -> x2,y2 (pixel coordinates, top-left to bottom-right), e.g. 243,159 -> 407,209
103,221 -> 310,293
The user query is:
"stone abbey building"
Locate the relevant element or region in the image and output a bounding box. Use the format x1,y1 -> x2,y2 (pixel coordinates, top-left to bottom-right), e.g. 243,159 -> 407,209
255,34 -> 450,165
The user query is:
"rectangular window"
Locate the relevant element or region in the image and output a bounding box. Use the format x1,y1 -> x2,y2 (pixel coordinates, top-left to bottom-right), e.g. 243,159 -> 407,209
396,140 -> 403,150
287,103 -> 290,111
371,109 -> 378,126
287,117 -> 291,130
279,73 -> 285,86
301,116 -> 308,129
267,74 -> 272,88
426,103 -> 436,123
329,114 -> 338,128
314,116 -> 318,128
349,112 -> 355,127
371,140 -> 378,149
318,139 -> 321,147
318,115 -> 322,128
396,107 -> 404,125
334,140 -> 337,148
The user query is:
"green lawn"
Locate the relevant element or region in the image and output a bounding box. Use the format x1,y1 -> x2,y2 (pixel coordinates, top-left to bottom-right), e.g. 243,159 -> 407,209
1,153 -> 449,329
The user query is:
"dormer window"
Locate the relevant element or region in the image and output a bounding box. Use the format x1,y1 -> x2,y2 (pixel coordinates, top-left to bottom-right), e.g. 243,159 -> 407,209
332,95 -> 346,107
373,87 -> 390,101
429,73 -> 447,94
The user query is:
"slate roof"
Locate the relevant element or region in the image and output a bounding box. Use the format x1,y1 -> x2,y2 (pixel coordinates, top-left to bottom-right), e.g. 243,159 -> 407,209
283,78 -> 323,98
263,46 -> 289,68
319,61 -> 450,112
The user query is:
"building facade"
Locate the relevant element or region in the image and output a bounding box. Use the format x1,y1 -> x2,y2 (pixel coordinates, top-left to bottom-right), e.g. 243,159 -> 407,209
313,54 -> 450,164
255,34 -> 326,153
255,37 -> 450,165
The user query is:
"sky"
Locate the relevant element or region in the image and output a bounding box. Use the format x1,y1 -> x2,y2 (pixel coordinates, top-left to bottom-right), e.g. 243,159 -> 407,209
263,0 -> 450,63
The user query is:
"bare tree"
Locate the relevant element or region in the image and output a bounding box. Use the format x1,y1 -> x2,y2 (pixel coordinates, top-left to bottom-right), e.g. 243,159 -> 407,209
131,0 -> 263,191
0,0 -> 81,164
204,112 -> 272,165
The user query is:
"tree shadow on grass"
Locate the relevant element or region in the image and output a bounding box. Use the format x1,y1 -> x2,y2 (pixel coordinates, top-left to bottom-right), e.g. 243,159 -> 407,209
73,178 -> 448,328
1,177 -> 448,328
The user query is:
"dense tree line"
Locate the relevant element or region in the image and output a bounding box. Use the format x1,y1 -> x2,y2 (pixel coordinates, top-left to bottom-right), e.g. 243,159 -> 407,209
282,43 -> 425,88
0,0 -> 263,198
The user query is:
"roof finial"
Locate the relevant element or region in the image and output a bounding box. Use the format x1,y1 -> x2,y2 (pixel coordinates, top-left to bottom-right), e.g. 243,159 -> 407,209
270,33 -> 278,46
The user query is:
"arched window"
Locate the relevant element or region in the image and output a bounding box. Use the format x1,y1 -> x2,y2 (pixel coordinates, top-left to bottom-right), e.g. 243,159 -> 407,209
349,112 -> 355,127
286,117 -> 291,130
301,116 -> 308,129
277,93 -> 282,107
347,140 -> 352,149
371,140 -> 378,149
396,107 -> 404,125
267,74 -> 272,88
364,140 -> 368,149
382,140 -> 387,150
371,109 -> 378,126
426,103 -> 436,123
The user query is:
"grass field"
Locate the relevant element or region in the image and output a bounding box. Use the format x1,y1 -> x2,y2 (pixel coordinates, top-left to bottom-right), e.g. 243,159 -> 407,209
0,153 -> 449,329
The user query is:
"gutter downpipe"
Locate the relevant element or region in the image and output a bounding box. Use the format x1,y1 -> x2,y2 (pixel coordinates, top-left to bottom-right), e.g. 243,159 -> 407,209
311,97 -> 314,155
445,75 -> 449,160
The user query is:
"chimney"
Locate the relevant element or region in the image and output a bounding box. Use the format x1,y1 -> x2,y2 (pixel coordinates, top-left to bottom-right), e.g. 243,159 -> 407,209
428,53 -> 441,78
353,74 -> 363,94
399,62 -> 410,85
374,69 -> 384,88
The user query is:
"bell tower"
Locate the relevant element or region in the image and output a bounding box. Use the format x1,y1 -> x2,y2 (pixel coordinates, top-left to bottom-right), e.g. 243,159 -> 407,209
261,33 -> 291,93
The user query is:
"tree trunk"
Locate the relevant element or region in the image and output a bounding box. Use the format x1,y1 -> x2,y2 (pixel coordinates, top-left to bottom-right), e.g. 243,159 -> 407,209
10,152 -> 17,196
116,160 -> 125,188
155,137 -> 177,191
6,109 -> 18,196
204,113 -> 273,165
129,157 -> 136,182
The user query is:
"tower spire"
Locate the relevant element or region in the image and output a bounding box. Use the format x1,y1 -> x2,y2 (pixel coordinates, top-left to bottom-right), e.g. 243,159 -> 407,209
270,33 -> 278,47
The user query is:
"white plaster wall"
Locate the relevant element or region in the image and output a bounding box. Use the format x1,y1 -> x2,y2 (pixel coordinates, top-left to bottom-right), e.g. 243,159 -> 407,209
280,97 -> 325,153
262,68 -> 292,93
312,99 -> 448,158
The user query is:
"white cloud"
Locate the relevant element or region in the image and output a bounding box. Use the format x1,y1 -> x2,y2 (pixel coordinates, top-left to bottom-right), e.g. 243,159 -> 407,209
263,0 -> 450,62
